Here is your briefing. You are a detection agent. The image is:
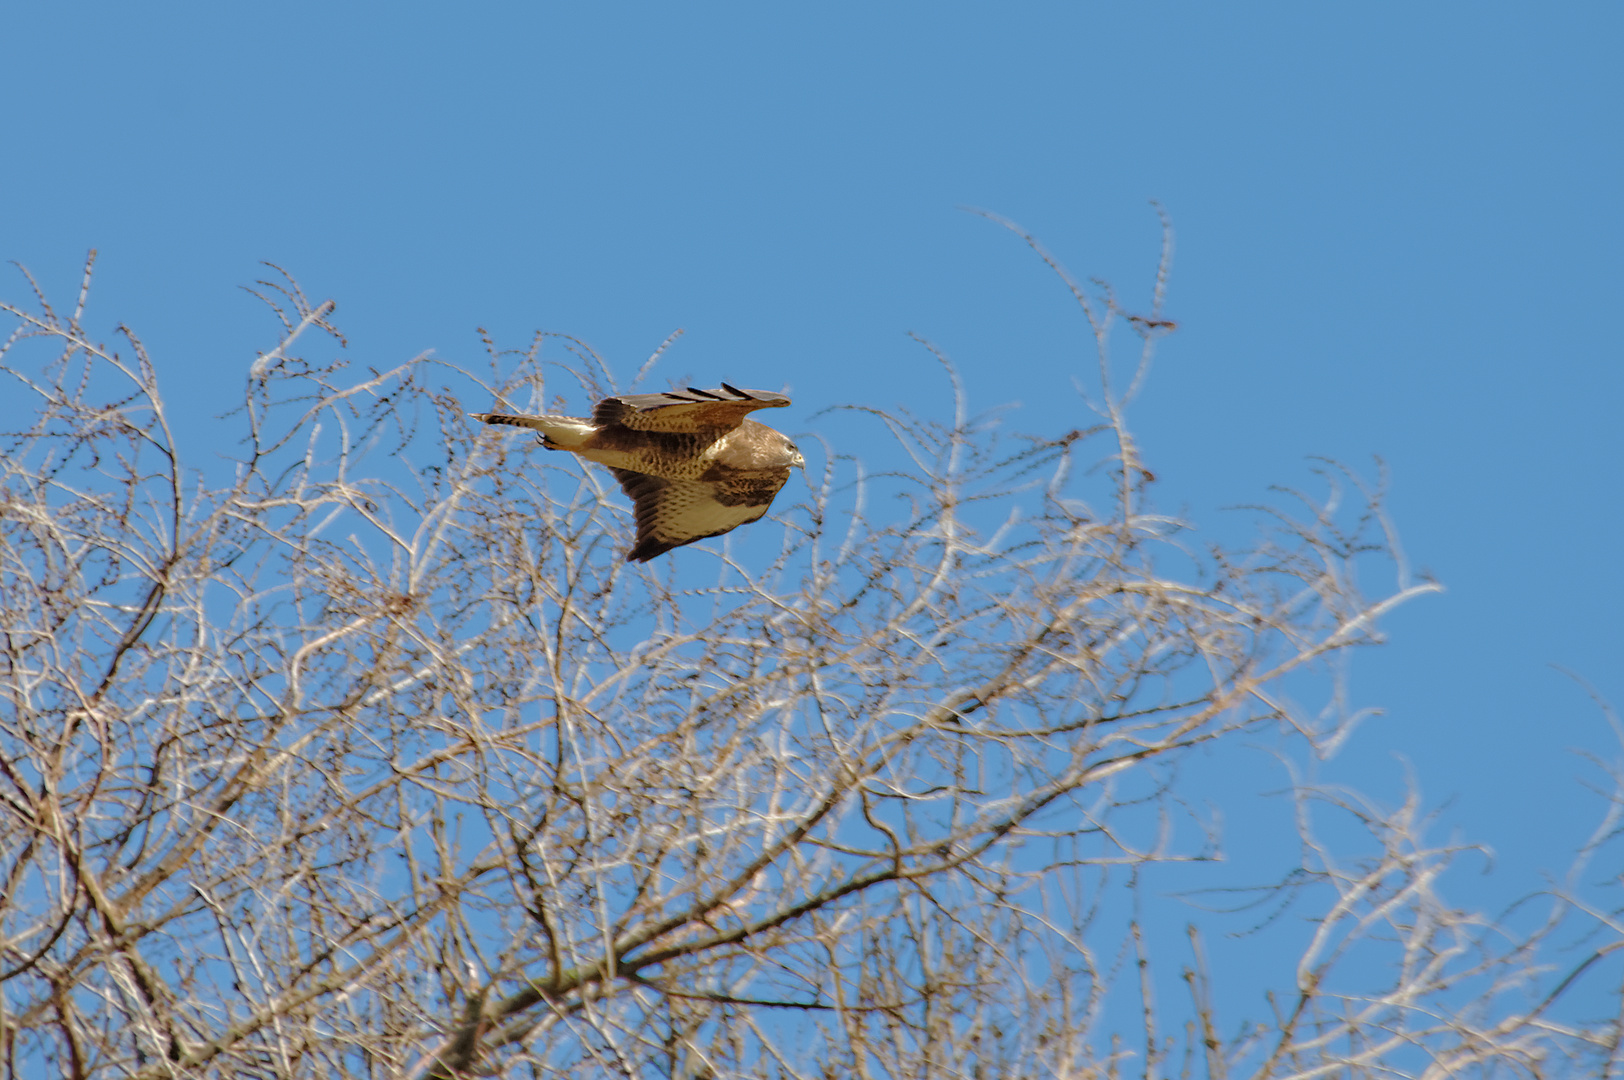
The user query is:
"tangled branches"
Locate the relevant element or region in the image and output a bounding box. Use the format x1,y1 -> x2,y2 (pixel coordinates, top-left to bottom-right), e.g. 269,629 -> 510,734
0,246 -> 1616,1078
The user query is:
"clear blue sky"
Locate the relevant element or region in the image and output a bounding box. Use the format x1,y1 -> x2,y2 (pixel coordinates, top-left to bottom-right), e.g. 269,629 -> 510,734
5,0 -> 1621,999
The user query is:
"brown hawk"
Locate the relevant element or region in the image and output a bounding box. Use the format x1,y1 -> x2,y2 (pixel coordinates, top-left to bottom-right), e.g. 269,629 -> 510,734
473,383 -> 803,562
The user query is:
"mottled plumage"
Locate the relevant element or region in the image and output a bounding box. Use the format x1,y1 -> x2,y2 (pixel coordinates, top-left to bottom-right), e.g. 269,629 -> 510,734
473,383 -> 802,562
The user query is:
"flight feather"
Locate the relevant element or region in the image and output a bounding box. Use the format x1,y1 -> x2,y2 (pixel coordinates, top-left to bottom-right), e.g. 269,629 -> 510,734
473,385 -> 801,562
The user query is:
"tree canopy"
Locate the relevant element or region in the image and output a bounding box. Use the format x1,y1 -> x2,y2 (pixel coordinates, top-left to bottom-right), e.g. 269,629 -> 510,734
1,240 -> 1619,1078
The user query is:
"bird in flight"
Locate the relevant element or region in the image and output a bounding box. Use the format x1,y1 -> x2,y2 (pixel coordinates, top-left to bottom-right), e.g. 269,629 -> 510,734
473,383 -> 803,562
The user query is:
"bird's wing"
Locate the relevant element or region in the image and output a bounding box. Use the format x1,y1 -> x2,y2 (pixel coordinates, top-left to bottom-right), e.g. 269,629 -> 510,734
609,468 -> 780,562
593,383 -> 791,434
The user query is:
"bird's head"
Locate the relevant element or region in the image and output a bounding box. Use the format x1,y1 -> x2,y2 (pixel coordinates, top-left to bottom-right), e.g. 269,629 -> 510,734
781,437 -> 806,476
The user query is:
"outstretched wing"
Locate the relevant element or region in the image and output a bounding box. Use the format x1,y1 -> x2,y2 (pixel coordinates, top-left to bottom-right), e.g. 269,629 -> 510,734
593,383 -> 791,434
609,467 -> 786,562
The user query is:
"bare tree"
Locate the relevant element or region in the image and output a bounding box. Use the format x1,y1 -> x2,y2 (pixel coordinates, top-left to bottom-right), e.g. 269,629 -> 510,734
1,231 -> 1619,1079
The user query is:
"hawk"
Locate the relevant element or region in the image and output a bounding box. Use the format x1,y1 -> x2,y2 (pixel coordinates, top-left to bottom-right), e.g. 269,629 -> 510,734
473,383 -> 803,562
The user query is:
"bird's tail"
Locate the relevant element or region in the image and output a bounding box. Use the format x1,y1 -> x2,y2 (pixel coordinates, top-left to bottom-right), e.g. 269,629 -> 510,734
470,412 -> 595,450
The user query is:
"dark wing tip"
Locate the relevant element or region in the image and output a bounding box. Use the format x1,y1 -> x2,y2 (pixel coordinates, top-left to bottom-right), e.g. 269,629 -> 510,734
714,384 -> 791,407
626,536 -> 680,562
643,385 -> 790,411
